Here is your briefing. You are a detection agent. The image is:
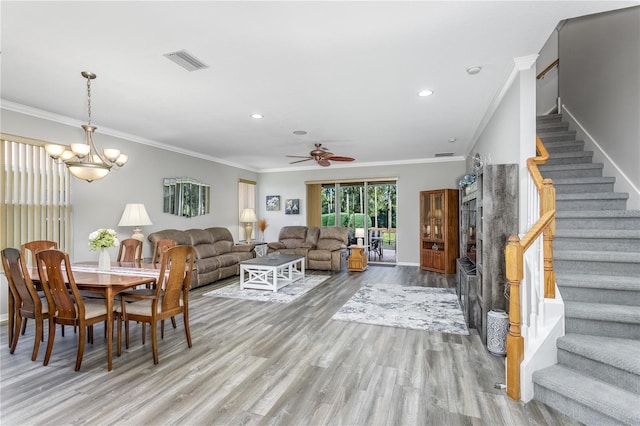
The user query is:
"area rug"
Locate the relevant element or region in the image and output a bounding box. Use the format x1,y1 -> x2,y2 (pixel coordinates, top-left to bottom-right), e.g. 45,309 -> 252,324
202,274 -> 330,304
332,283 -> 469,335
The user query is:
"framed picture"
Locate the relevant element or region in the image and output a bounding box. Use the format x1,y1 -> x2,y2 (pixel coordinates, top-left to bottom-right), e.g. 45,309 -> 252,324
266,195 -> 281,211
285,198 -> 300,215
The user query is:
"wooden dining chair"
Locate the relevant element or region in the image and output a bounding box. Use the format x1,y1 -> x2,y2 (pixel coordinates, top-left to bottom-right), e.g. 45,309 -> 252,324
117,238 -> 143,263
36,249 -> 115,371
1,248 -> 50,361
21,240 -> 58,267
151,239 -> 177,265
118,245 -> 194,364
14,240 -> 59,341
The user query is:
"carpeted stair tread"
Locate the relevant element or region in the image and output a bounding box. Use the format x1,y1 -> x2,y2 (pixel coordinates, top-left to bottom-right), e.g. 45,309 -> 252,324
533,364 -> 640,425
558,334 -> 640,375
554,249 -> 640,263
564,301 -> 640,324
556,273 -> 640,291
556,209 -> 640,219
536,113 -> 563,123
538,130 -> 577,139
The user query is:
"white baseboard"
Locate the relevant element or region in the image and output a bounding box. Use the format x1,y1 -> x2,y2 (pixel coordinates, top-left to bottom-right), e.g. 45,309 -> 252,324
562,105 -> 640,209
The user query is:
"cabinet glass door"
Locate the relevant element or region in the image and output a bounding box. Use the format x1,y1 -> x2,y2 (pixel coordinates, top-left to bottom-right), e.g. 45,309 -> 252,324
433,192 -> 443,240
423,193 -> 432,237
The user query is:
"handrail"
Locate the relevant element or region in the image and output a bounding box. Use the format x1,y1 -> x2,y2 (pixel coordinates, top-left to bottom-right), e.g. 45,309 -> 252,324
537,59 -> 559,80
504,134 -> 557,400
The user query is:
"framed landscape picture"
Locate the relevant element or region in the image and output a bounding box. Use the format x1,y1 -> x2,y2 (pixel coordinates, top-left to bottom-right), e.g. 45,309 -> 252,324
266,195 -> 281,211
285,199 -> 300,215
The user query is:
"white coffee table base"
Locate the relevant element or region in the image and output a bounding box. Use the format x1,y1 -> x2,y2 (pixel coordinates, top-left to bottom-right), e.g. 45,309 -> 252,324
240,256 -> 305,292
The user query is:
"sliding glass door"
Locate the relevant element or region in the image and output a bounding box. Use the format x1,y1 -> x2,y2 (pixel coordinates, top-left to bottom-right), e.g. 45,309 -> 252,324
318,179 -> 397,264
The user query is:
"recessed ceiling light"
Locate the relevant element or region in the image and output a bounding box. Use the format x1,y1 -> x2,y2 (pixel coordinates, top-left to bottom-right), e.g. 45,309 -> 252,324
466,66 -> 482,75
293,130 -> 307,135
448,138 -> 457,143
250,113 -> 264,119
417,89 -> 434,97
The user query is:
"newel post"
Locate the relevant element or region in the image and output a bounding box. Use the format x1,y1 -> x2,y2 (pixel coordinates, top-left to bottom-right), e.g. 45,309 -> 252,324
541,178 -> 556,299
505,235 -> 524,400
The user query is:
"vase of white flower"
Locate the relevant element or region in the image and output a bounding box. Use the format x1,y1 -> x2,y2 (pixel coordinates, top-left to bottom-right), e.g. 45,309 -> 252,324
89,228 -> 119,271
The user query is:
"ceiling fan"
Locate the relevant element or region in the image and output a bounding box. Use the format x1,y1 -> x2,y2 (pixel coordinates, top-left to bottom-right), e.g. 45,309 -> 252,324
287,143 -> 355,167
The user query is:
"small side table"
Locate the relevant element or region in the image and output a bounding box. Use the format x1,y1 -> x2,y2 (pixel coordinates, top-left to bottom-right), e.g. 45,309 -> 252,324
254,242 -> 268,257
348,245 -> 368,272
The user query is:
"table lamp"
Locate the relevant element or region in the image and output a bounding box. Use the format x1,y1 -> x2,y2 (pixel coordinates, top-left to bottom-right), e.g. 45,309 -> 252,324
118,203 -> 153,241
240,208 -> 257,242
355,228 -> 365,246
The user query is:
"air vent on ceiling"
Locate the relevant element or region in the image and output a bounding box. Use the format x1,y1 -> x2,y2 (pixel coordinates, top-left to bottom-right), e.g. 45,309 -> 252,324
163,50 -> 209,72
435,152 -> 454,157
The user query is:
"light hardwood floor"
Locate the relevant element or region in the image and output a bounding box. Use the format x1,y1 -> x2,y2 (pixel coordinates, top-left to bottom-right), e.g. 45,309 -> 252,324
0,265 -> 579,425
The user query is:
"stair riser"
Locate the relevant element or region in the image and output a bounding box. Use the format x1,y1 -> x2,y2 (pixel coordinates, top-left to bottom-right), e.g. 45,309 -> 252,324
545,155 -> 593,166
556,217 -> 640,230
555,182 -> 615,193
545,143 -> 585,154
565,317 -> 640,340
557,350 -> 640,394
533,385 -> 624,426
558,286 -> 640,306
539,134 -> 577,144
540,167 -> 603,179
556,198 -> 627,211
555,259 -> 640,276
554,237 -> 640,252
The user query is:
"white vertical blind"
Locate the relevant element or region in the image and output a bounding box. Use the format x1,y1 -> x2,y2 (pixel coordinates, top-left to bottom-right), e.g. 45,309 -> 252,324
1,136 -> 71,253
238,179 -> 256,241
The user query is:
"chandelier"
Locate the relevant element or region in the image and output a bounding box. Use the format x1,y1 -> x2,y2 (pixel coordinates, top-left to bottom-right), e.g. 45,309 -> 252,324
45,71 -> 128,182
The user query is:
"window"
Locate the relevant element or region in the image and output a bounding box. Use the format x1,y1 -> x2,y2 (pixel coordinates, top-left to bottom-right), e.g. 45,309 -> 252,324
1,135 -> 71,254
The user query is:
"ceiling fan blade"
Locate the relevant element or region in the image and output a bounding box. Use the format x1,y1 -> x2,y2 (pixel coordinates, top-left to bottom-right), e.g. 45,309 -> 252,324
287,155 -> 313,159
317,158 -> 331,167
326,155 -> 355,162
289,158 -> 314,164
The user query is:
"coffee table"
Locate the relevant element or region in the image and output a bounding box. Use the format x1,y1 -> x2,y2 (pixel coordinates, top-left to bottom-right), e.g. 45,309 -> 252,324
240,254 -> 305,292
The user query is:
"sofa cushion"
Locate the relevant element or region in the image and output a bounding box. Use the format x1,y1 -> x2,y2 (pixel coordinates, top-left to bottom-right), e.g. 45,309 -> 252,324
213,240 -> 233,256
305,227 -> 320,246
278,226 -> 308,249
308,249 -> 332,261
186,229 -> 214,245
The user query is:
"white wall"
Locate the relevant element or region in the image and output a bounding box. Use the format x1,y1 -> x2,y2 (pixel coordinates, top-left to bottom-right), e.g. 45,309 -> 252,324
559,6 -> 640,208
1,108 -> 259,262
257,160 -> 466,265
468,57 -> 537,233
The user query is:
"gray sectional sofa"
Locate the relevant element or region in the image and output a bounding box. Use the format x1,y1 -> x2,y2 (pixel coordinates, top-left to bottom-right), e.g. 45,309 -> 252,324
147,227 -> 255,289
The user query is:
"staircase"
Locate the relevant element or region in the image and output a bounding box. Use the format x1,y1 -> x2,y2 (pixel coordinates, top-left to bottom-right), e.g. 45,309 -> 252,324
531,114 -> 640,425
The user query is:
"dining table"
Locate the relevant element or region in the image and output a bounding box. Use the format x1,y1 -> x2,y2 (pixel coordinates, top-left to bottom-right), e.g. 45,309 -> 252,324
27,261 -> 160,371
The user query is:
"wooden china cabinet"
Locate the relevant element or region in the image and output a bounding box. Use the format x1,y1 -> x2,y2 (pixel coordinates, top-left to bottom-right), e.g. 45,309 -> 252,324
420,189 -> 459,274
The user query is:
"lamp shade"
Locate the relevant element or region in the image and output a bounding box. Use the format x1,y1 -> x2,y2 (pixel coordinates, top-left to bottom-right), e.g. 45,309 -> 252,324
240,208 -> 257,223
355,228 -> 365,238
118,204 -> 153,227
